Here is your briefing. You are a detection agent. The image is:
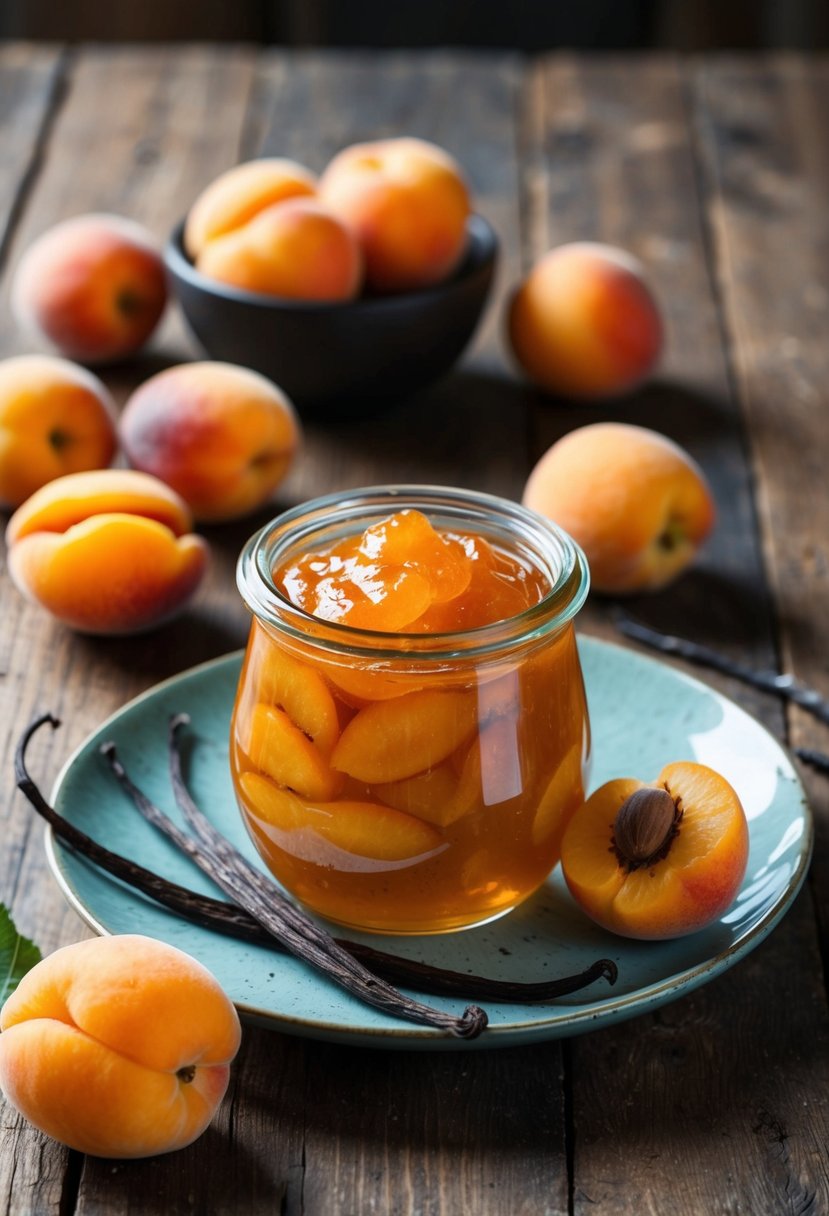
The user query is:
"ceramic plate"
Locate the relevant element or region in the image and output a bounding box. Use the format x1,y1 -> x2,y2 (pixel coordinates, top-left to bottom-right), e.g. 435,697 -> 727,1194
47,637 -> 812,1051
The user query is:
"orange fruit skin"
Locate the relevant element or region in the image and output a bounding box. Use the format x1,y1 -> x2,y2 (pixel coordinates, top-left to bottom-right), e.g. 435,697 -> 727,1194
319,137 -> 471,293
560,761 -> 749,940
522,422 -> 716,594
507,241 -> 663,399
184,157 -> 318,258
0,355 -> 117,508
0,935 -> 241,1159
119,361 -> 301,524
12,214 -> 167,363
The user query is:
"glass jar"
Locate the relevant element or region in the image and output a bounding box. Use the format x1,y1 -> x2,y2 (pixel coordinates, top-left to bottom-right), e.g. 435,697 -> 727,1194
232,485 -> 590,935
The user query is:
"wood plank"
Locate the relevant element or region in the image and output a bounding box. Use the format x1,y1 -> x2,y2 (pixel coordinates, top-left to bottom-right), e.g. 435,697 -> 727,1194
0,45 -> 261,1216
693,55 -> 829,760
242,50 -> 569,1216
523,53 -> 829,1213
0,45 -> 64,268
522,54 -> 778,697
0,44 -> 76,1216
692,48 -> 829,1195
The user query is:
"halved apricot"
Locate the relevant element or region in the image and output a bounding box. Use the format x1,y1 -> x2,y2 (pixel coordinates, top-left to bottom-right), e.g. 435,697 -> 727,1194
560,761 -> 749,940
7,514 -> 207,635
243,703 -> 343,800
6,468 -> 194,545
238,771 -> 443,861
331,688 -> 477,784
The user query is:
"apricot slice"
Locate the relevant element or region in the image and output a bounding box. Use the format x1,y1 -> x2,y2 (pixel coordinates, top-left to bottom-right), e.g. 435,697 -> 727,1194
371,760 -> 467,828
357,509 -> 472,603
244,703 -> 343,800
239,771 -> 443,861
331,689 -> 477,784
323,663 -> 425,704
252,633 -> 340,755
560,761 -> 749,940
531,743 -> 585,847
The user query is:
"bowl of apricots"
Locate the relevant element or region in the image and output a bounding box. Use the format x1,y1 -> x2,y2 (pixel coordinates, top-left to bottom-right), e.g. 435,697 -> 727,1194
166,139 -> 498,418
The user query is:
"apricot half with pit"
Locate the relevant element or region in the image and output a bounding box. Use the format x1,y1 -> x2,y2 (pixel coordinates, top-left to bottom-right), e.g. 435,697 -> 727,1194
559,761 -> 749,940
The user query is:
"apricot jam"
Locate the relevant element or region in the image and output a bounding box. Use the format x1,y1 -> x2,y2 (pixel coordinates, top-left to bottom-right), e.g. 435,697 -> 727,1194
232,487 -> 590,934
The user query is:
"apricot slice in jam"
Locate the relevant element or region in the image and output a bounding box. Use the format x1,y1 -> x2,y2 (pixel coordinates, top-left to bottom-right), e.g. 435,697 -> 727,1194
357,509 -> 472,604
244,703 -> 344,801
531,743 -> 585,847
239,772 -> 443,861
253,637 -> 340,755
371,760 -> 470,829
454,716 -> 524,809
330,688 -> 477,784
323,663 -> 425,705
560,761 -> 749,940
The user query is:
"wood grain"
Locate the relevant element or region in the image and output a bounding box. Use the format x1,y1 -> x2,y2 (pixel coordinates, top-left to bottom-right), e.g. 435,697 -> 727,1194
1,45 -> 828,1216
0,45 -> 259,1216
522,53 -> 829,1213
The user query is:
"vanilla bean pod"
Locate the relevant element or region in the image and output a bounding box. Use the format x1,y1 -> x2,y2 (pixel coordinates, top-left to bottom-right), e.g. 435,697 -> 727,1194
16,714 -> 617,1010
101,729 -> 488,1039
165,715 -> 618,1005
615,614 -> 829,775
15,714 -> 265,941
615,613 -> 829,728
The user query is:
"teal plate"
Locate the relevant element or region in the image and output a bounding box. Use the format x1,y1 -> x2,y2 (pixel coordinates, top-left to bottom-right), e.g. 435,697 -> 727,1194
47,637 -> 812,1051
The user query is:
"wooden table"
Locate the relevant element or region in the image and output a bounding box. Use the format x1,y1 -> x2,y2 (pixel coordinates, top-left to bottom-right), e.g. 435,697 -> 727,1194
2,45 -> 829,1214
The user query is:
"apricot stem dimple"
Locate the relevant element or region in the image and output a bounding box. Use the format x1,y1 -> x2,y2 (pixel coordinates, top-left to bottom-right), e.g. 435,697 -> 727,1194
612,785 -> 682,871
116,287 -> 146,318
656,516 -> 685,554
176,1064 -> 197,1084
48,428 -> 71,452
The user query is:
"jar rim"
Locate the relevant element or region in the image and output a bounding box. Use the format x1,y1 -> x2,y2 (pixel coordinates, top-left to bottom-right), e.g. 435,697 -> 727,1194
236,484 -> 590,661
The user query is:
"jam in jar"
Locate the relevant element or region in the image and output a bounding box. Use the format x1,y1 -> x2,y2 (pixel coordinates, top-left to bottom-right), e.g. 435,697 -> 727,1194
231,486 -> 590,934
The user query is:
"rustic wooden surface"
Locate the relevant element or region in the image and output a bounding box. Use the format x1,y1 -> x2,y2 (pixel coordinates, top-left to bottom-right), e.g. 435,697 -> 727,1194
1,46 -> 828,1215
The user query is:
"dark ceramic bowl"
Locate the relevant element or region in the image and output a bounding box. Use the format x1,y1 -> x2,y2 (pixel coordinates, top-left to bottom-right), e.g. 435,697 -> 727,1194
164,215 -> 498,420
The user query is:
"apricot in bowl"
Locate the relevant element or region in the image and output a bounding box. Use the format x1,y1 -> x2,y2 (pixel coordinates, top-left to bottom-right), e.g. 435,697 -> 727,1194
164,214 -> 497,418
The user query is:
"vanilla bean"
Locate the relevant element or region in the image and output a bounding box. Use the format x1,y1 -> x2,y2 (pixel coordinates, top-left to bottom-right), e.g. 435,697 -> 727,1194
15,714 -> 617,1012
614,613 -> 829,728
795,747 -> 829,776
102,730 -> 488,1039
14,714 -> 262,940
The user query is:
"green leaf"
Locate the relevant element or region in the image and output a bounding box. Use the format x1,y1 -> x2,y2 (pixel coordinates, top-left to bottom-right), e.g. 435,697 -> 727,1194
0,904 -> 42,1006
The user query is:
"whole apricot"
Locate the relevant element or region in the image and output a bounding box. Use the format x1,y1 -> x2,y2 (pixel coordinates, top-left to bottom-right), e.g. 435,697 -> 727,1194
195,199 -> 363,302
6,468 -> 209,634
522,422 -> 715,593
119,362 -> 301,522
12,213 -> 167,364
184,157 -> 318,258
0,934 -> 241,1159
507,242 -> 663,398
0,355 -> 117,508
318,137 -> 471,293
560,761 -> 749,939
